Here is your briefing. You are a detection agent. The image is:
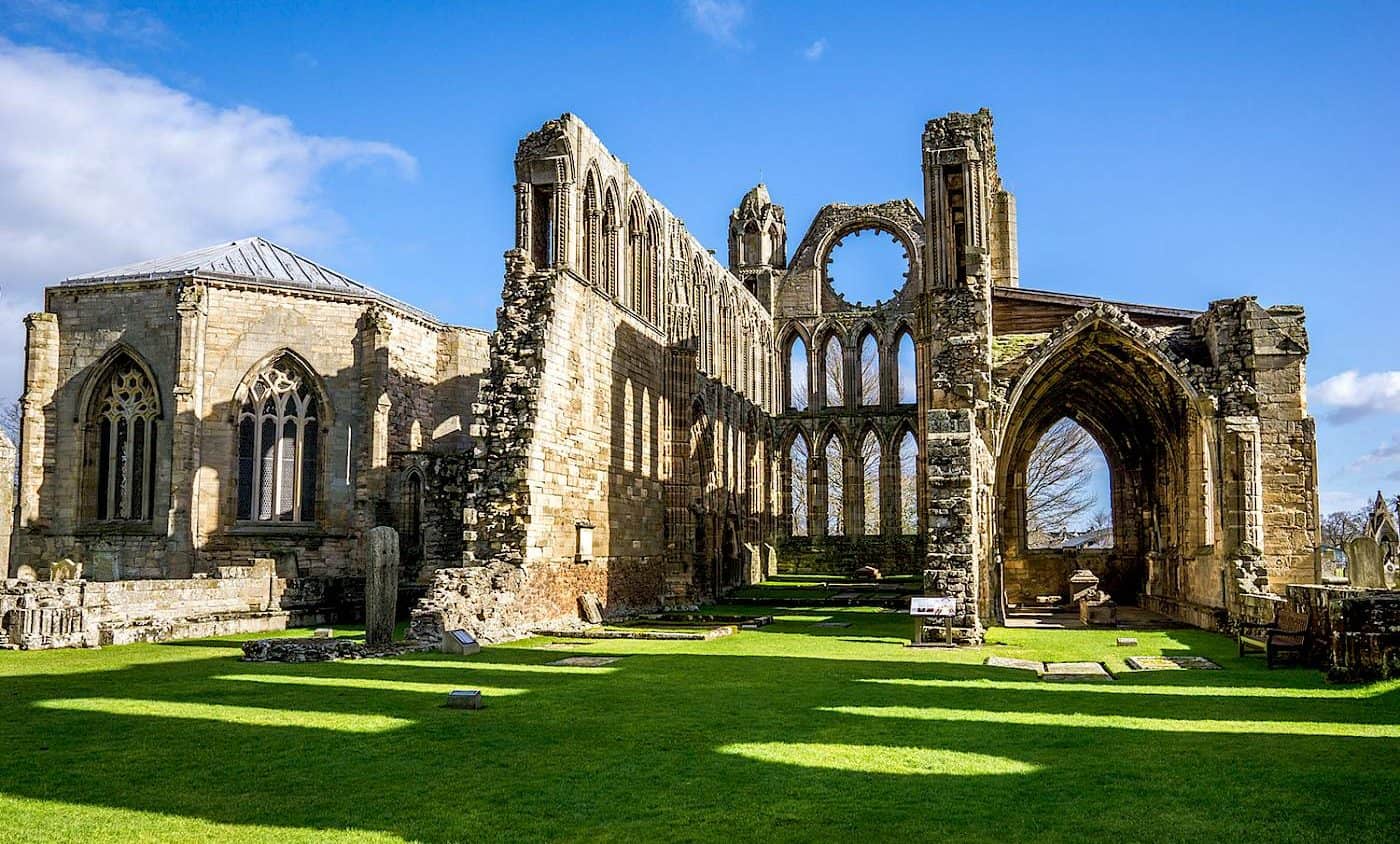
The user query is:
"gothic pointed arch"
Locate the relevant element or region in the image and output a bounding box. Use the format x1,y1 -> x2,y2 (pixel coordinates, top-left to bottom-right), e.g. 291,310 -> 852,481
601,180 -> 621,298
234,350 -> 329,524
818,424 -> 848,537
893,324 -> 917,405
782,327 -> 810,411
819,329 -> 846,409
580,166 -> 602,285
894,422 -> 920,535
783,426 -> 811,537
81,345 -> 162,523
857,324 -> 881,406
857,424 -> 883,535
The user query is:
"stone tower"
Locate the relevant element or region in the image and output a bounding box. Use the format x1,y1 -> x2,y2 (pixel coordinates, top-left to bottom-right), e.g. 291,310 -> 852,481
728,183 -> 786,308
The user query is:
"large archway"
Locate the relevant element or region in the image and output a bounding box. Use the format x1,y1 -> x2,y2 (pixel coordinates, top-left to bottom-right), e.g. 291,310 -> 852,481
997,321 -> 1203,608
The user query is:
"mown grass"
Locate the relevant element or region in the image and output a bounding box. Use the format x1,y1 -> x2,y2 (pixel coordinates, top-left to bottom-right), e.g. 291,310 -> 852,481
1,605 -> 1397,843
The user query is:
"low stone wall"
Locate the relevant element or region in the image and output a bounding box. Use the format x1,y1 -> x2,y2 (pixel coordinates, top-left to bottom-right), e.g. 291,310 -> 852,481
0,571 -> 340,650
776,536 -> 926,577
1283,584 -> 1400,680
409,558 -> 663,645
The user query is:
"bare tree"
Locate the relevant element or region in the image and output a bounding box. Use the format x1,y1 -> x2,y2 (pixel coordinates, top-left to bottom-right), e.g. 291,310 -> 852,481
1026,418 -> 1099,537
0,399 -> 18,443
1321,507 -> 1369,547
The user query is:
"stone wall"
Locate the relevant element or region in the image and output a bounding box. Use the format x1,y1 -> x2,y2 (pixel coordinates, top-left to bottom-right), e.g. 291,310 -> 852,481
0,569 -> 339,650
0,431 -> 14,578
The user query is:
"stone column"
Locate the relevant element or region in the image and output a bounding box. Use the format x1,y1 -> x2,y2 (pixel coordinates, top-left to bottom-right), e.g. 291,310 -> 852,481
19,313 -> 58,530
0,431 -> 15,578
364,525 -> 400,645
663,343 -> 699,606
355,306 -> 394,530
166,280 -> 207,577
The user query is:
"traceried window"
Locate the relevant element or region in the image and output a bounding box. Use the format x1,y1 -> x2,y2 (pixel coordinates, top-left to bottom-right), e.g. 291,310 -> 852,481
788,434 -> 809,536
860,431 -> 881,535
237,356 -> 322,523
825,435 -> 845,536
899,430 -> 919,535
91,356 -> 159,521
859,332 -> 880,406
824,335 -> 845,408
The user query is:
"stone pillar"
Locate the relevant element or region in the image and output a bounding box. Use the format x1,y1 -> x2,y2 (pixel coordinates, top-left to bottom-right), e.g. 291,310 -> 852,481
166,281 -> 207,577
19,313 -> 58,530
663,343 -> 699,606
0,431 -> 15,578
355,306 -> 394,529
365,525 -> 400,645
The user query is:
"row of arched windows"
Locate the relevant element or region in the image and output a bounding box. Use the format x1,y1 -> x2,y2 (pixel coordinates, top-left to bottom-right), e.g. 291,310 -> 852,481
86,349 -> 325,526
787,429 -> 919,537
580,174 -> 661,325
785,329 -> 915,411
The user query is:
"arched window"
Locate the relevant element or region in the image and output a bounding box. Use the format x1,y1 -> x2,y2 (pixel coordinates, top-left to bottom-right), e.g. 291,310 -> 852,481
824,335 -> 845,408
626,200 -> 644,312
787,336 -> 808,411
788,434 -> 809,537
896,330 -> 916,404
859,331 -> 880,406
602,188 -> 620,297
88,354 -> 160,521
898,430 -> 918,535
1025,418 -> 1113,549
581,176 -> 600,285
824,434 -> 845,536
402,471 -> 424,564
860,431 -> 881,535
237,354 -> 322,523
644,215 -> 661,323
742,220 -> 762,264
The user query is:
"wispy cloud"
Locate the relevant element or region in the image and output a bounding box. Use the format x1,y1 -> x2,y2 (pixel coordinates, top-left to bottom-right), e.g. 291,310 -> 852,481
1320,489 -> 1368,513
3,0 -> 168,45
1349,435 -> 1400,471
803,38 -> 827,61
0,41 -> 415,403
1311,370 -> 1400,423
686,0 -> 747,46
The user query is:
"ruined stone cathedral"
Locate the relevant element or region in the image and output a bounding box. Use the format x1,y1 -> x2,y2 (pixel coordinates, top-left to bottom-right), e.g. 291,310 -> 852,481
4,110 -> 1320,647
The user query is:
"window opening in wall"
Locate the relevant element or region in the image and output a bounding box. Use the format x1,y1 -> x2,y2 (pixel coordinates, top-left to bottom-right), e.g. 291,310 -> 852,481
787,337 -> 808,411
825,435 -> 844,536
896,331 -> 916,404
789,435 -> 809,537
824,335 -> 844,408
824,227 -> 911,305
899,431 -> 918,535
531,184 -> 553,268
860,431 -> 881,535
92,359 -> 159,521
1025,418 -> 1113,549
237,356 -> 321,523
859,332 -> 879,406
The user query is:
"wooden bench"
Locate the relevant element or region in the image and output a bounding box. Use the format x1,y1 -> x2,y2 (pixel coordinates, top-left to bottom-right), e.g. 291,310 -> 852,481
1238,605 -> 1310,668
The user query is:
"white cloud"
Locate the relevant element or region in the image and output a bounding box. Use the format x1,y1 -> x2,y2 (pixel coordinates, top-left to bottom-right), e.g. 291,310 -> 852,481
803,38 -> 827,61
686,0 -> 747,46
0,41 -> 415,404
1311,369 -> 1400,422
1349,435 -> 1400,470
4,1 -> 168,44
1320,489 -> 1367,514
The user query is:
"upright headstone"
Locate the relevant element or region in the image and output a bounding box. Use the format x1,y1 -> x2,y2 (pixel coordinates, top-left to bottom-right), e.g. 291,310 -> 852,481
365,525 -> 400,646
1345,537 -> 1386,589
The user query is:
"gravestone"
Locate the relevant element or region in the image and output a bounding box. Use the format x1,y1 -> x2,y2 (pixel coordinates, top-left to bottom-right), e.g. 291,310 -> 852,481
578,592 -> 604,625
443,629 -> 481,656
13,564 -> 36,582
445,689 -> 483,710
1345,537 -> 1386,589
364,525 -> 400,646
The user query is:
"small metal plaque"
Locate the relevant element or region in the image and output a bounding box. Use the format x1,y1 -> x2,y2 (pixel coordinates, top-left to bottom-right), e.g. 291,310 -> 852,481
451,629 -> 477,647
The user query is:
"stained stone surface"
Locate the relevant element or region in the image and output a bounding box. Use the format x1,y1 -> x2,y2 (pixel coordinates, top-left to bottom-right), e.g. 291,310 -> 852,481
1042,661 -> 1114,682
985,656 -> 1045,674
1125,655 -> 1223,671
364,526 -> 400,647
545,656 -> 620,668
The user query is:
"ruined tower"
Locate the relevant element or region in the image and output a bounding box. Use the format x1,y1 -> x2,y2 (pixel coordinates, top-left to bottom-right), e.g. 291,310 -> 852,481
728,183 -> 786,308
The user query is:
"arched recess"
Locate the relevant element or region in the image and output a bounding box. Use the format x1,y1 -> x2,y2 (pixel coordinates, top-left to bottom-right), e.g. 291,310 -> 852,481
625,197 -> 645,312
580,168 -> 601,285
80,345 -> 163,523
997,320 -> 1204,605
400,469 -> 425,565
233,349 -> 332,524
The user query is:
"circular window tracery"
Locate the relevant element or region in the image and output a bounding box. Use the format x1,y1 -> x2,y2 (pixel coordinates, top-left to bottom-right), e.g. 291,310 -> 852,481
822,226 -> 914,307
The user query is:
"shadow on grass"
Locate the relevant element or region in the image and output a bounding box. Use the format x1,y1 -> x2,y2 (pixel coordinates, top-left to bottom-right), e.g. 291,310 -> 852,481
1,611 -> 1397,842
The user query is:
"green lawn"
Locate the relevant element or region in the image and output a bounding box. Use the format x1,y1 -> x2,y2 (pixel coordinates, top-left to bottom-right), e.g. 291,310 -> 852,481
2,606 -> 1397,843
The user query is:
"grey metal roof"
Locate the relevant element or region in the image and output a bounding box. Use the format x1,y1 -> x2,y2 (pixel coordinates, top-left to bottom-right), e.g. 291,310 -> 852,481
63,236 -> 438,322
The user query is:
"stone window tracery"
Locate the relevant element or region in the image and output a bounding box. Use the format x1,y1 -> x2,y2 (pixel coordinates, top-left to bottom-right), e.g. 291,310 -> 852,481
859,332 -> 880,406
90,357 -> 160,521
896,330 -> 916,404
898,430 -> 919,535
788,434 -> 809,537
825,434 -> 845,536
236,356 -> 322,523
787,336 -> 809,411
860,431 -> 881,535
824,335 -> 845,408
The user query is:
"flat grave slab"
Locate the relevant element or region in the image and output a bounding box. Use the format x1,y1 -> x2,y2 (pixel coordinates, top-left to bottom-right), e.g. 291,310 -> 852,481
545,656 -> 621,668
1125,655 -> 1222,671
1115,637 -> 1138,647
985,656 -> 1045,674
814,622 -> 852,628
1042,661 -> 1114,682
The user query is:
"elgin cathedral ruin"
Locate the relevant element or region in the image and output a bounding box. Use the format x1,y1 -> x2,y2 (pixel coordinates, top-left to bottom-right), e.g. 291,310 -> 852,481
1,110 -> 1322,648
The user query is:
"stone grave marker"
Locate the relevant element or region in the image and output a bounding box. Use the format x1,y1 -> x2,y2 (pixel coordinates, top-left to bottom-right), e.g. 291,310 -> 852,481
578,593 -> 604,625
13,564 -> 36,582
1116,637 -> 1138,647
985,656 -> 1045,674
443,629 -> 482,656
546,656 -> 619,668
446,689 -> 483,710
364,525 -> 399,646
1345,537 -> 1386,588
1042,661 -> 1114,682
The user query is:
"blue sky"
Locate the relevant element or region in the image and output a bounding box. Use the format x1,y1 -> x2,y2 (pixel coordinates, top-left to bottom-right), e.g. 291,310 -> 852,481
1,1 -> 1397,514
